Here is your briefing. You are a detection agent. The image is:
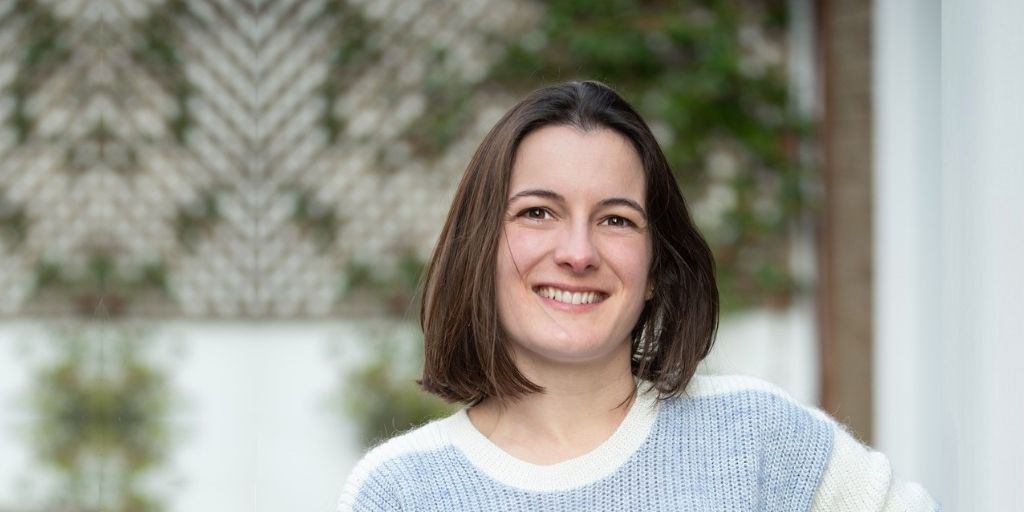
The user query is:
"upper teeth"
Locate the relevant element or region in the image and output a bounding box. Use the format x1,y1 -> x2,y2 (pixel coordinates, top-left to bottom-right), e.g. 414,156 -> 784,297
536,287 -> 603,305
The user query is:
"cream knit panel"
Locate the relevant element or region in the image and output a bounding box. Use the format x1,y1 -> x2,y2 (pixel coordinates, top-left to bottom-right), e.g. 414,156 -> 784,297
811,426 -> 938,512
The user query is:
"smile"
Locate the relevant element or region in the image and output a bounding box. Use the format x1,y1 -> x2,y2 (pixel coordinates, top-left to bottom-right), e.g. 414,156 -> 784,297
533,286 -> 608,305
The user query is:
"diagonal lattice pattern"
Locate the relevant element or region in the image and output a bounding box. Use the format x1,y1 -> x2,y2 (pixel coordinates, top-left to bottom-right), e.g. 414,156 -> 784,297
0,0 -> 538,318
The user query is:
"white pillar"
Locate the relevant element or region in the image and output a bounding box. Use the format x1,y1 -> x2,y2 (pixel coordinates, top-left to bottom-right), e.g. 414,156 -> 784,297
875,1 -> 1024,510
872,0 -> 941,490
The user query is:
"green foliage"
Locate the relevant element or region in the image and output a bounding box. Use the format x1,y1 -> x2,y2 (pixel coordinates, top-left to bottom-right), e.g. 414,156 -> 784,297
319,0 -> 381,142
33,253 -> 170,317
0,191 -> 26,248
131,0 -> 193,144
402,51 -> 477,157
175,189 -> 221,251
343,253 -> 425,316
292,188 -> 341,250
343,329 -> 455,447
6,0 -> 71,143
29,328 -> 173,512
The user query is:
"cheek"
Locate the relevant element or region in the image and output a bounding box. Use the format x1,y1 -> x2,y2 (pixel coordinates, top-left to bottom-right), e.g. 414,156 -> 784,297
497,227 -> 549,274
600,239 -> 652,286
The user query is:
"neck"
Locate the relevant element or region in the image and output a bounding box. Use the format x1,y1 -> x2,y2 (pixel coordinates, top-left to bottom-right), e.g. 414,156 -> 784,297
468,345 -> 637,464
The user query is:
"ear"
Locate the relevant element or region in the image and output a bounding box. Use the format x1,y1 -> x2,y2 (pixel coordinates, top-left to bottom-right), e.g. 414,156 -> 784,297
645,282 -> 654,301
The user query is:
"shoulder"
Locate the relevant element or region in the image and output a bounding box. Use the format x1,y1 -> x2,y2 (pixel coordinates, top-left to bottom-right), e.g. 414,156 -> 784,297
670,374 -> 835,504
337,413 -> 459,512
811,425 -> 939,511
671,373 -> 835,428
675,374 -> 937,511
683,373 -> 817,403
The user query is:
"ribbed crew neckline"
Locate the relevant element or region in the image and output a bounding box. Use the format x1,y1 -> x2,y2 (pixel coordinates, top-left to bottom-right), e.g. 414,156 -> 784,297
442,385 -> 660,492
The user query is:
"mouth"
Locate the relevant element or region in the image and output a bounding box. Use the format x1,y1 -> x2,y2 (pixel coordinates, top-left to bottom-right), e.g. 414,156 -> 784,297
533,286 -> 608,305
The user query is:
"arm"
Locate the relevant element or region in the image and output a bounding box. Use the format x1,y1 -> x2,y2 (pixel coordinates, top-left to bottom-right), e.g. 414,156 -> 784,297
337,456 -> 402,512
811,426 -> 938,512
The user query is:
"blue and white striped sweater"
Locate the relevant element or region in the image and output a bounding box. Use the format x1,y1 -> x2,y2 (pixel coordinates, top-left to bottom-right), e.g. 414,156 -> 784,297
340,375 -> 936,511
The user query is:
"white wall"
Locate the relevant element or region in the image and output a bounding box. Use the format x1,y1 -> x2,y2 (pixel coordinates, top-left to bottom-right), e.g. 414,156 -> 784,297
872,0 -> 943,494
0,310 -> 818,512
875,1 -> 1024,509
701,302 -> 818,406
0,322 -> 363,512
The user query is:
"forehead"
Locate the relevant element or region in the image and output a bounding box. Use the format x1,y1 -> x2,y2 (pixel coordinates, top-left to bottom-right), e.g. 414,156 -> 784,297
509,125 -> 645,199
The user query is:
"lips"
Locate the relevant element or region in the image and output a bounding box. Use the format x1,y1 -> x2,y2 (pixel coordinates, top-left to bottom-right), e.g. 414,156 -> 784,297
533,285 -> 608,305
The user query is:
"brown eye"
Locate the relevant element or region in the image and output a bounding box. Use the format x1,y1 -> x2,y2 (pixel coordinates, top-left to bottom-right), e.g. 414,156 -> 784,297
520,207 -> 551,220
602,215 -> 636,228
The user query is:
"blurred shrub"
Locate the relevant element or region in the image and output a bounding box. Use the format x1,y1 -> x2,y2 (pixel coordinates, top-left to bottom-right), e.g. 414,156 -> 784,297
343,328 -> 455,448
28,327 -> 172,512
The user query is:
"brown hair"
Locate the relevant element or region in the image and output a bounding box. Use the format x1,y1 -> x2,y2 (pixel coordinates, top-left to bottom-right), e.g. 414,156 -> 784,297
419,80 -> 718,404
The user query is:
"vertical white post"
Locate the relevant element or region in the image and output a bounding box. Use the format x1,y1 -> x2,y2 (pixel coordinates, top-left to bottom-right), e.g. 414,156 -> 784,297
941,1 -> 1024,510
873,0 -> 941,489
876,0 -> 1024,510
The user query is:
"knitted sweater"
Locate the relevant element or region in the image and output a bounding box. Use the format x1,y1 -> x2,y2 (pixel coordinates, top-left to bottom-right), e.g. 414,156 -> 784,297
338,375 -> 937,511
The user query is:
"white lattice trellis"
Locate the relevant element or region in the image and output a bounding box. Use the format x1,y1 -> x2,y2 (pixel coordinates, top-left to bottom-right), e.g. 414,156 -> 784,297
0,0 -> 538,317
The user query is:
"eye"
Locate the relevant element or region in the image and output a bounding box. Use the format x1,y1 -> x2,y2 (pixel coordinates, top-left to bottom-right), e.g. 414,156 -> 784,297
601,215 -> 637,228
518,207 -> 552,221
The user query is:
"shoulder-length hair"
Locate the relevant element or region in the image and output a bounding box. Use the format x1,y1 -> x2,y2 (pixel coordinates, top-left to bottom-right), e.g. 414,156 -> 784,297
419,80 -> 718,404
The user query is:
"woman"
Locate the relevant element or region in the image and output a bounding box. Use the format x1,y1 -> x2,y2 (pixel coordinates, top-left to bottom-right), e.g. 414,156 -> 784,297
339,81 -> 936,511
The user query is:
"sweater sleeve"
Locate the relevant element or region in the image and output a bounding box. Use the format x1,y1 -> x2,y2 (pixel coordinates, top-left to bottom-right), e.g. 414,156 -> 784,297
337,452 -> 403,512
810,426 -> 938,512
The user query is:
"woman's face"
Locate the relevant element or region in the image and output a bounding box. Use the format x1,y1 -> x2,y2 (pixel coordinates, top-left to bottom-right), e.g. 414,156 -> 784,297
495,125 -> 652,373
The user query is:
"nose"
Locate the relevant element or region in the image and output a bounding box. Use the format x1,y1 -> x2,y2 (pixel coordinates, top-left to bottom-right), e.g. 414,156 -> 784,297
553,222 -> 601,272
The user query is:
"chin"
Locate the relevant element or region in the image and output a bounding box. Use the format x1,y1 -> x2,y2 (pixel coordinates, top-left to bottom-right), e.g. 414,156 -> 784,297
517,336 -> 629,367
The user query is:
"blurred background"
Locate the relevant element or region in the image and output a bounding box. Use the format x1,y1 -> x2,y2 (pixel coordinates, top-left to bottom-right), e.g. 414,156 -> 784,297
0,0 -> 1019,510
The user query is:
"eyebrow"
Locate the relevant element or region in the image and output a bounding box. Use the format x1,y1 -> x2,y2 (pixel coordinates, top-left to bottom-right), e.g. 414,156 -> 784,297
507,189 -> 647,219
